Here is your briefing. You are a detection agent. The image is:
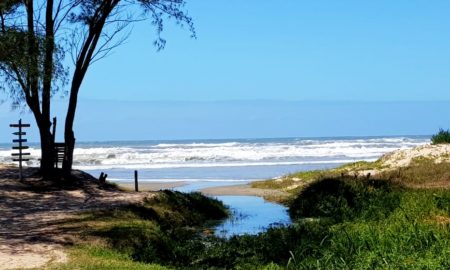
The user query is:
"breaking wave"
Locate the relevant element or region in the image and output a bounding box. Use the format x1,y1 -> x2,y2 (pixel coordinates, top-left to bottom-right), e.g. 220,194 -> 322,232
0,136 -> 430,170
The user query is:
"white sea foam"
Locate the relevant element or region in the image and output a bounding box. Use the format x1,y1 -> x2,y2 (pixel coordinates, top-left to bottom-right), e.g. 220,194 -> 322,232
0,137 -> 429,170
73,159 -> 377,170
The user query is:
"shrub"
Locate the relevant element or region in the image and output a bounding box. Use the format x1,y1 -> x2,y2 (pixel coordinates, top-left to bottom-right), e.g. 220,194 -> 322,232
431,128 -> 450,144
288,177 -> 400,222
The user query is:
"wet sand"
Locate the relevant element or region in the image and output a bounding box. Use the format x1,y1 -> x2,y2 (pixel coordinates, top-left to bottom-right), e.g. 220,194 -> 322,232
201,184 -> 289,198
117,181 -> 290,201
117,181 -> 187,191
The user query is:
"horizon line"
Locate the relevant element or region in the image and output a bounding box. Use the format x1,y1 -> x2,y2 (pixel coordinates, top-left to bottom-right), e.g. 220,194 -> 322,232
0,134 -> 432,145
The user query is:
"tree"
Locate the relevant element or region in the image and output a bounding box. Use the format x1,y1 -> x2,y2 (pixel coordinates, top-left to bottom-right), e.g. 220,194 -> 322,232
0,0 -> 66,175
0,0 -> 194,177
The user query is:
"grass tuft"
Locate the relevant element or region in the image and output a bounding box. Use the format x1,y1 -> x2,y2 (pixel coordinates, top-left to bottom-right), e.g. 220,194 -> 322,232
431,128 -> 450,144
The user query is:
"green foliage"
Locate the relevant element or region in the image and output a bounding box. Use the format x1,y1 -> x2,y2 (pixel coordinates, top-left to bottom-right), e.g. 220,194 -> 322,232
0,29 -> 28,63
251,170 -> 328,193
251,160 -> 386,196
50,246 -> 170,270
252,177 -> 297,190
0,26 -> 67,106
431,128 -> 450,144
0,0 -> 21,14
338,159 -> 385,171
51,191 -> 228,269
54,173 -> 450,269
146,190 -> 229,225
131,179 -> 449,269
288,178 -> 400,222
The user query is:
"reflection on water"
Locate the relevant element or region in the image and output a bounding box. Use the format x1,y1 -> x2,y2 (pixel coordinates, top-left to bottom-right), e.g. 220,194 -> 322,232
214,195 -> 291,238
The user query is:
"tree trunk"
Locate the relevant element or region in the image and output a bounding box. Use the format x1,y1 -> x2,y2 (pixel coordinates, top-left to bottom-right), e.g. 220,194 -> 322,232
62,129 -> 75,177
62,79 -> 80,177
35,117 -> 55,177
38,0 -> 55,178
62,0 -> 118,177
39,128 -> 55,176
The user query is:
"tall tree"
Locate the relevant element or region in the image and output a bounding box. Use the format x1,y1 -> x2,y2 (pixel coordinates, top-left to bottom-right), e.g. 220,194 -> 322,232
0,0 -> 65,175
0,0 -> 194,178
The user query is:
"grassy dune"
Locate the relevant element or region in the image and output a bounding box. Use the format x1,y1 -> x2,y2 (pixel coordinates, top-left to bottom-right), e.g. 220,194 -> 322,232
192,178 -> 449,269
251,160 -> 385,203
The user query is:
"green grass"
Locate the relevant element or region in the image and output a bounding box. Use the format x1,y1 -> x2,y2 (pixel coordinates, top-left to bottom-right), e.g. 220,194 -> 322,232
338,159 -> 385,172
47,163 -> 450,269
288,177 -> 400,221
124,177 -> 450,269
215,179 -> 449,269
47,190 -> 228,270
431,128 -> 450,144
251,159 -> 385,195
48,246 -> 171,270
251,170 -> 329,191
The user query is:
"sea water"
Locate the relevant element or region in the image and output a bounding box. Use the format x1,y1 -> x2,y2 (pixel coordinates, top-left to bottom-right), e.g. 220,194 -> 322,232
0,136 -> 429,181
0,136 -> 430,236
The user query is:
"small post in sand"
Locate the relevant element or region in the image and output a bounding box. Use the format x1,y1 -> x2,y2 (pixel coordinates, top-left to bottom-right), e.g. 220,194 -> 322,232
134,170 -> 139,192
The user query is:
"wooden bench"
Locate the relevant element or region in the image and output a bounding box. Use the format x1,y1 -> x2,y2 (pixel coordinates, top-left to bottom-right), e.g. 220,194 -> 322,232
54,143 -> 66,168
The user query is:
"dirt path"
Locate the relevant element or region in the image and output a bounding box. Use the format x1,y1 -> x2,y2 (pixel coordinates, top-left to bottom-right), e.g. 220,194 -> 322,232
0,166 -> 151,270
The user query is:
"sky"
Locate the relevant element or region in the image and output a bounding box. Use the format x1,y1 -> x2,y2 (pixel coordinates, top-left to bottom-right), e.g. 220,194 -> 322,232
2,0 -> 450,142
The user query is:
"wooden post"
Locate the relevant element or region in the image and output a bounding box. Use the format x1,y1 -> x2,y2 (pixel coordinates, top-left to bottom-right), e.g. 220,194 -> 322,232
18,119 -> 22,181
134,170 -> 139,192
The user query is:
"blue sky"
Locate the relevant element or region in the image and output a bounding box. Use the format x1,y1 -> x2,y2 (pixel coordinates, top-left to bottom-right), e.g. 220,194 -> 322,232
78,0 -> 450,101
2,0 -> 450,142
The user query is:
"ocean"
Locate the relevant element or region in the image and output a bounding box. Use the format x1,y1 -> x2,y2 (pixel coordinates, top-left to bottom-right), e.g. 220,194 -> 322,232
0,136 -> 430,183
0,135 -> 431,236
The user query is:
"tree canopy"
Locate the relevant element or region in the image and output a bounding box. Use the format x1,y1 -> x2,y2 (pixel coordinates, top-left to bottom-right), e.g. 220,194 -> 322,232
0,0 -> 194,177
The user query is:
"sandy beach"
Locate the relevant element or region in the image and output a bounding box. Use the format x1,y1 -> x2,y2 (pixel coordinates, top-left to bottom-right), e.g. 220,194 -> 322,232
0,167 -> 152,270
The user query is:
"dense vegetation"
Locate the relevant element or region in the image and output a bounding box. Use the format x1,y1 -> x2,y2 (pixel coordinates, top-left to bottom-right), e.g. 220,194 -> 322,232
431,128 -> 450,144
51,162 -> 450,269
50,190 -> 228,270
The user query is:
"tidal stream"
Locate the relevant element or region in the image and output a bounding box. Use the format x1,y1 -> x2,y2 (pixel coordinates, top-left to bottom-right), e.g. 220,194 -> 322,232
174,181 -> 292,237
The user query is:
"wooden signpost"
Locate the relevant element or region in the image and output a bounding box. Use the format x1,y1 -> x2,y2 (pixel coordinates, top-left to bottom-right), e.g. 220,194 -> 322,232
10,119 -> 30,180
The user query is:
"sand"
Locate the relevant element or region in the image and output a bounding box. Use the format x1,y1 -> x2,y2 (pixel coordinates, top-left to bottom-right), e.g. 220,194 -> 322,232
354,144 -> 450,177
117,181 -> 186,191
380,143 -> 450,168
201,184 -> 290,198
117,180 -> 289,199
0,167 -> 153,270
